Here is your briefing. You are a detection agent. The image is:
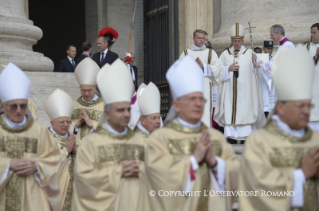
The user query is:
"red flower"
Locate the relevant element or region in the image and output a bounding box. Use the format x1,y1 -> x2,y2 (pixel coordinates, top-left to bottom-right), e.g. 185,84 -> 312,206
98,27 -> 119,39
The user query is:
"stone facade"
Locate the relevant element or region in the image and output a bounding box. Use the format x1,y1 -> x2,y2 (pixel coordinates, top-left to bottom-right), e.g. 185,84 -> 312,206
25,72 -> 79,126
0,0 -> 53,71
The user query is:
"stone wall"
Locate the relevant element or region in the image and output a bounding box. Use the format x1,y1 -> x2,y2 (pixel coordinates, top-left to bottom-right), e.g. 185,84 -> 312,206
25,72 -> 79,126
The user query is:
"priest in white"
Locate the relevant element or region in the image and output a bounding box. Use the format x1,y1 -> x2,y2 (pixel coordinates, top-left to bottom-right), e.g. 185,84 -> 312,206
306,23 -> 319,130
253,24 -> 295,111
71,58 -> 104,140
0,63 -> 63,211
134,82 -> 161,138
139,56 -> 239,211
179,29 -> 222,128
239,45 -> 319,211
214,23 -> 265,141
45,88 -> 76,210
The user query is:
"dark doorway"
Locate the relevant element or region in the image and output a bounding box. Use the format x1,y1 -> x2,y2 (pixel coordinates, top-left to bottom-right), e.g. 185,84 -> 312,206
29,0 -> 86,72
144,0 -> 179,120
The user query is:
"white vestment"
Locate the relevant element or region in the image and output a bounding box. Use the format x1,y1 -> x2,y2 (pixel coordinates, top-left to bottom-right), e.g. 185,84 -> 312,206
214,45 -> 265,140
260,40 -> 295,111
179,45 -> 222,127
306,42 -> 319,130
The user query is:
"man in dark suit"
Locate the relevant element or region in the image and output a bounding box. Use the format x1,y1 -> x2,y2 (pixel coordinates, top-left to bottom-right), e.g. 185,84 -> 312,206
128,52 -> 138,91
76,41 -> 92,65
56,44 -> 77,72
92,27 -> 119,68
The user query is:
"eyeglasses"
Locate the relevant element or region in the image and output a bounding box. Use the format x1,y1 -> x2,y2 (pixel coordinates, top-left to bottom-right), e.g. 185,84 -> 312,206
184,97 -> 207,104
4,103 -> 28,110
292,103 -> 314,110
57,120 -> 72,125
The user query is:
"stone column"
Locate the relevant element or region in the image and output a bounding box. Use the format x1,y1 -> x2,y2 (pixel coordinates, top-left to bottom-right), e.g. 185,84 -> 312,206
211,0 -> 319,54
178,0 -> 213,54
0,0 -> 53,71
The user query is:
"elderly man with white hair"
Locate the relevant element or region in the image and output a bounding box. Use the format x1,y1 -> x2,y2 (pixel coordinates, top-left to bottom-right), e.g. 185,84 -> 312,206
134,82 -> 162,138
0,63 -> 63,211
139,56 -> 239,211
45,88 -> 77,211
72,59 -> 146,211
239,46 -> 319,211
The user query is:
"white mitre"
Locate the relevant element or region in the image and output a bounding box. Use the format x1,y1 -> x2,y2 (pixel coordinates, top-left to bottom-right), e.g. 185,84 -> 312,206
165,55 -> 204,122
0,60 -> 7,73
45,89 -> 74,120
272,45 -> 314,101
0,63 -> 30,103
97,59 -> 133,105
75,58 -> 100,85
138,82 -> 160,116
229,22 -> 245,39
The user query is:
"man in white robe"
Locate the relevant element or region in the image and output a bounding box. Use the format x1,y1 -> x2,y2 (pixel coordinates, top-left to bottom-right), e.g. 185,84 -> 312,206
214,23 -> 265,142
179,29 -> 222,128
253,24 -> 295,112
239,45 -> 319,211
306,23 -> 319,130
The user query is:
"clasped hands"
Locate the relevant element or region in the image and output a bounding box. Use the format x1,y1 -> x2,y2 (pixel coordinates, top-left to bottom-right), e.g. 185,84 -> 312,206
75,109 -> 93,129
66,133 -> 77,154
192,129 -> 217,168
10,155 -> 37,177
301,146 -> 319,179
120,160 -> 139,178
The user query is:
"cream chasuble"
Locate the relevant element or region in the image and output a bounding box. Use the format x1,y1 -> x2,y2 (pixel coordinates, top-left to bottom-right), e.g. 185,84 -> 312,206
48,129 -> 78,211
134,125 -> 149,139
71,124 -> 146,211
0,114 -> 65,211
139,119 -> 239,211
306,42 -> 319,124
70,95 -> 104,140
214,46 -> 265,139
238,119 -> 319,211
27,99 -> 38,121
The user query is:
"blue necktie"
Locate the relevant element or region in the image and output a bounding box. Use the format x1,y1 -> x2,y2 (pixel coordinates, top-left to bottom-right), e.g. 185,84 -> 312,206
101,52 -> 105,64
72,59 -> 75,69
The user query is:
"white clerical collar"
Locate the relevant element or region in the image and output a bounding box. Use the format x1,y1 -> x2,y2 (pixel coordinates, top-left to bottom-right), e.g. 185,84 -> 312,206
82,94 -> 98,103
272,115 -> 305,138
5,115 -> 27,128
177,117 -> 201,128
49,127 -> 68,138
191,44 -> 206,50
231,45 -> 245,51
106,122 -> 128,135
137,121 -> 150,135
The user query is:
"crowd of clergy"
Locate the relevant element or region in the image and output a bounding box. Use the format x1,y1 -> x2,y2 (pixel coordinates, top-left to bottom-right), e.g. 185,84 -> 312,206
0,22 -> 318,211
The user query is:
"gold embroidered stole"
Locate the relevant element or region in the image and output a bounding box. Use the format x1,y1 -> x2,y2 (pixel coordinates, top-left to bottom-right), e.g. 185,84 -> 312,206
134,127 -> 149,139
94,126 -> 144,163
50,131 -> 75,211
228,47 -> 248,125
265,120 -> 318,211
71,96 -> 103,139
165,119 -> 222,211
0,115 -> 36,211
